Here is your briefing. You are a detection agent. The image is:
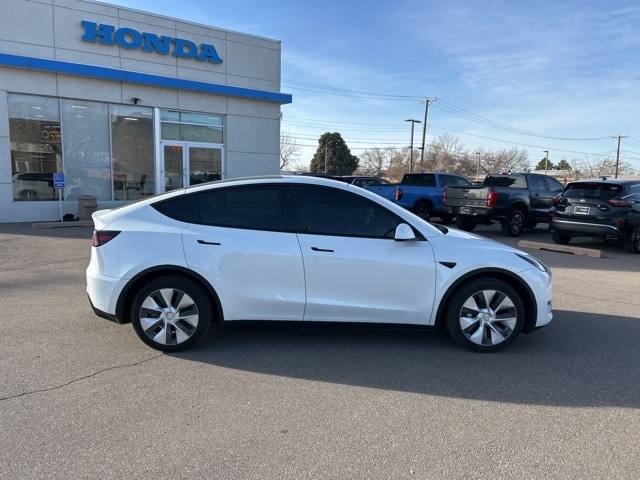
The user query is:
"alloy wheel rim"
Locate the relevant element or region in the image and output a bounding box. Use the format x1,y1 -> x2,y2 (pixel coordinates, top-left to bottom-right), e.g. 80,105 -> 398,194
139,288 -> 200,345
458,289 -> 517,346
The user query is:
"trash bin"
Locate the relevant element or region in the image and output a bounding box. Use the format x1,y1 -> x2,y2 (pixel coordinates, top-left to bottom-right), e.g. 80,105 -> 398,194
77,195 -> 97,221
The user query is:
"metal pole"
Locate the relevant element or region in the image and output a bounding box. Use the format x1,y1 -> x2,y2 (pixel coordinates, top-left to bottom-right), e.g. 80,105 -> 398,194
543,150 -> 549,175
419,98 -> 435,164
405,119 -> 421,173
476,152 -> 481,181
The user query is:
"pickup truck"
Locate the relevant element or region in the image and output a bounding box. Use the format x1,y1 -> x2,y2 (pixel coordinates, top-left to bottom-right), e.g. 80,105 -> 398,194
365,172 -> 472,222
442,172 -> 565,236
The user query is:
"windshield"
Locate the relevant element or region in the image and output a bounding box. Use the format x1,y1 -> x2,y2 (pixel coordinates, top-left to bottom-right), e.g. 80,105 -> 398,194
564,182 -> 623,200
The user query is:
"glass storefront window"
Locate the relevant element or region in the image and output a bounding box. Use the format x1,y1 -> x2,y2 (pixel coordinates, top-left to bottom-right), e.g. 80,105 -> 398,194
61,99 -> 111,201
9,94 -> 61,201
111,105 -> 154,200
160,110 -> 223,143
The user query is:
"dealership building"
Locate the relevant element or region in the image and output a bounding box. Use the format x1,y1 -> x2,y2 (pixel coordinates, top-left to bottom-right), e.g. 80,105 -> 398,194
0,0 -> 291,223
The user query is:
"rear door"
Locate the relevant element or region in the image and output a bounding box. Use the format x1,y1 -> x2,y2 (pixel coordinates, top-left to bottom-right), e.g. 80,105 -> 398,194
180,184 -> 306,321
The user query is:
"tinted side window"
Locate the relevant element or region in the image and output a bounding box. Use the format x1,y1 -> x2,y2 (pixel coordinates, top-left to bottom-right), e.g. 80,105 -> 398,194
528,175 -> 546,191
545,177 -> 564,193
197,185 -> 287,231
154,194 -> 200,223
404,174 -> 435,187
292,185 -> 401,238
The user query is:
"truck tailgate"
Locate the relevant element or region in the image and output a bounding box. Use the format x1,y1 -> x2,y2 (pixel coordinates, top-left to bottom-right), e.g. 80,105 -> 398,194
444,186 -> 489,207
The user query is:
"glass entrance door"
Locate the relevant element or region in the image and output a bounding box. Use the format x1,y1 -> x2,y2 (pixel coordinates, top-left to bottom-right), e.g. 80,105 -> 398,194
162,144 -> 185,191
161,142 -> 223,193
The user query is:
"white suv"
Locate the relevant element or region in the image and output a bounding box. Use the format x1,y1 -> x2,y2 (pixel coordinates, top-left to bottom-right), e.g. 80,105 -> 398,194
86,175 -> 553,353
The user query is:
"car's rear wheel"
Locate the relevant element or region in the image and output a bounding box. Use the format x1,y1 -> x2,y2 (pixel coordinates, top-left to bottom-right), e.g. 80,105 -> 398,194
501,209 -> 525,237
413,201 -> 432,222
455,216 -> 476,231
623,224 -> 640,253
551,231 -> 571,245
130,276 -> 213,352
446,278 -> 524,353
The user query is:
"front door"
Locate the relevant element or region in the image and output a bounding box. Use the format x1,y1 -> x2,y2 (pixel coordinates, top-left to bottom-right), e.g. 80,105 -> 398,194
161,142 -> 223,192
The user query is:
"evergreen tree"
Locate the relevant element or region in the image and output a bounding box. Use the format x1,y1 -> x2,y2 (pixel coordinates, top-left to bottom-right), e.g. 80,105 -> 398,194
309,132 -> 359,175
535,158 -> 555,170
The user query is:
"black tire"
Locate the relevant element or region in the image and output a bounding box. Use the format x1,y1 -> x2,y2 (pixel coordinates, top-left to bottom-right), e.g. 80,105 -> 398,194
130,275 -> 214,352
501,209 -> 525,237
446,278 -> 524,353
455,216 -> 476,232
623,224 -> 640,253
439,213 -> 455,224
551,231 -> 571,245
413,201 -> 432,222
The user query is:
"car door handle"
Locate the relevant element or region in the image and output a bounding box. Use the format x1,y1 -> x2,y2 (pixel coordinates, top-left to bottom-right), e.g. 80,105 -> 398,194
197,239 -> 221,245
311,246 -> 334,252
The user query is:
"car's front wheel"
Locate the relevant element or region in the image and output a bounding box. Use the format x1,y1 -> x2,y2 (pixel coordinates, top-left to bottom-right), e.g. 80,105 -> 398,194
624,224 -> 640,253
446,278 -> 524,352
130,275 -> 213,352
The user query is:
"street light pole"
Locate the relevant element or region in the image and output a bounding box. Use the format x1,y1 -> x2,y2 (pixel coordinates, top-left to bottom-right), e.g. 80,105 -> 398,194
405,119 -> 421,172
476,152 -> 481,181
543,150 -> 549,175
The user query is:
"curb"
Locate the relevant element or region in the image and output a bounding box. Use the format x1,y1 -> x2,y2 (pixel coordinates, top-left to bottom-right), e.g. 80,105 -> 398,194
517,240 -> 604,258
32,220 -> 94,229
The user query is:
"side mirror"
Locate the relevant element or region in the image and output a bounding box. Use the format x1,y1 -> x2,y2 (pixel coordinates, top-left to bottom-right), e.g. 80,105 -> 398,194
394,223 -> 415,241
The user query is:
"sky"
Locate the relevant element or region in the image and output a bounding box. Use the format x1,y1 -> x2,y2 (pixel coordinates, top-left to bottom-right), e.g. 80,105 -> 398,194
100,0 -> 640,172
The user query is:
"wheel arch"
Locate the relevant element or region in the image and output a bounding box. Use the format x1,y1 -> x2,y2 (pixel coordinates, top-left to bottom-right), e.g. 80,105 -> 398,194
115,265 -> 224,325
434,268 -> 538,333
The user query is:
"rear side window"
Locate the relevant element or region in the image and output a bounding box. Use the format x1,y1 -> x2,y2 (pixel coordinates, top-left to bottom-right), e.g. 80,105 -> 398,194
484,175 -> 525,188
198,186 -> 288,230
564,183 -> 624,200
403,174 -> 436,187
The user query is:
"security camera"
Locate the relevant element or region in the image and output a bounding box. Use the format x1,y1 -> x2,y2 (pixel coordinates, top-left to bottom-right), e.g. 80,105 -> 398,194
131,97 -> 141,105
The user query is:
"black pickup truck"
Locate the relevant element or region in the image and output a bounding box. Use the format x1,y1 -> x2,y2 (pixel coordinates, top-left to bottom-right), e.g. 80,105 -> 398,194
442,172 -> 565,236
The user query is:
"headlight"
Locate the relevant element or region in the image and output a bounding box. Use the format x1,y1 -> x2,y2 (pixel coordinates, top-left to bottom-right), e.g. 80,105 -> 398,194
515,252 -> 550,274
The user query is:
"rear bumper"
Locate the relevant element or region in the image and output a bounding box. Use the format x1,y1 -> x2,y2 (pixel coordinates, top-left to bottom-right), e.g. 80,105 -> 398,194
550,218 -> 627,240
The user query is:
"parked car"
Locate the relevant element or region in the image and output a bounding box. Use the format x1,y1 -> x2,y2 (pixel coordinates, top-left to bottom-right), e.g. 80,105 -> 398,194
443,172 -> 565,237
86,175 -> 553,353
340,176 -> 391,188
12,172 -> 56,200
549,177 -> 640,253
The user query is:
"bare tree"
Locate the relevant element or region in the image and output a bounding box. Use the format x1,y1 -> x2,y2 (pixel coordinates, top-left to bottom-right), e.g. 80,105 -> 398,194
280,130 -> 302,171
360,147 -> 394,176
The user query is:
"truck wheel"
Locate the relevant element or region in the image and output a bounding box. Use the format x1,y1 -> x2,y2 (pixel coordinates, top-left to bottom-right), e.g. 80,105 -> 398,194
413,201 -> 432,222
439,213 -> 455,224
501,209 -> 525,237
455,216 -> 476,232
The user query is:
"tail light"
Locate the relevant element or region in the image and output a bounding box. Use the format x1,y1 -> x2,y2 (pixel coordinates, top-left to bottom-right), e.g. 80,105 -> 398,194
443,188 -> 447,204
92,230 -> 120,247
552,193 -> 564,203
609,197 -> 631,207
395,187 -> 403,201
486,190 -> 498,207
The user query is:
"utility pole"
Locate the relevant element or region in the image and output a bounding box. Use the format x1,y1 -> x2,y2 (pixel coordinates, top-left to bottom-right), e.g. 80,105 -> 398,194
405,119 -> 421,172
612,135 -> 628,179
543,150 -> 549,175
419,98 -> 436,164
476,152 -> 481,181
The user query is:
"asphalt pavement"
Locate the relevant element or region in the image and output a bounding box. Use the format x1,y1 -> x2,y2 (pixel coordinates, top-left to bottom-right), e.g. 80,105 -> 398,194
1,221 -> 639,479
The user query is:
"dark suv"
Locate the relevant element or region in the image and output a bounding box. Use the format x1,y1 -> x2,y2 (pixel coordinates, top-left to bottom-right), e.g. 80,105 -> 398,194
549,177 -> 640,253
